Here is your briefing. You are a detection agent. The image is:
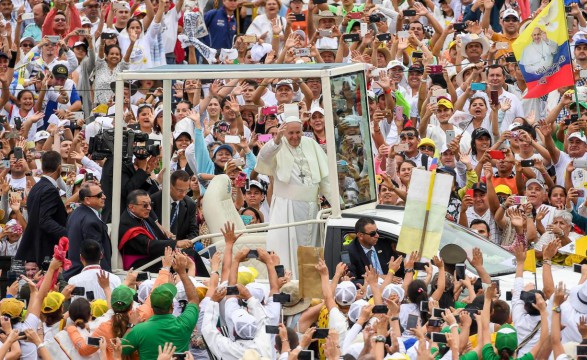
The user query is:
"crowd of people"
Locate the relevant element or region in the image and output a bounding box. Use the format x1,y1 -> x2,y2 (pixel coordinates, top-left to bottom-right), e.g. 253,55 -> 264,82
0,0 -> 586,358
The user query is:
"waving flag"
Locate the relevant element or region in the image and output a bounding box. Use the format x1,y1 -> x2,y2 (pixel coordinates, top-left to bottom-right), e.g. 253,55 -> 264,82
512,0 -> 574,98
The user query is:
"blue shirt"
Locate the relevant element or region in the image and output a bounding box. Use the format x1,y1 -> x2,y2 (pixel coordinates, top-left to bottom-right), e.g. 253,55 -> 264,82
203,7 -> 237,51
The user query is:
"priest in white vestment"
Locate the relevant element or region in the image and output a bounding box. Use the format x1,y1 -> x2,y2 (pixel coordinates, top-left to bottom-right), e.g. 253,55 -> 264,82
255,116 -> 333,276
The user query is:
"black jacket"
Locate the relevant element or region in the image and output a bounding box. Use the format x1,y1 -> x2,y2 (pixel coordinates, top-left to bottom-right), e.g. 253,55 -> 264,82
149,191 -> 199,241
16,177 -> 67,264
63,205 -> 112,280
347,237 -> 404,285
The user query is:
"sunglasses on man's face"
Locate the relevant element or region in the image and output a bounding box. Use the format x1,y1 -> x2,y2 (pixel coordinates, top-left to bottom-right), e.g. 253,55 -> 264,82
400,132 -> 416,140
361,230 -> 379,237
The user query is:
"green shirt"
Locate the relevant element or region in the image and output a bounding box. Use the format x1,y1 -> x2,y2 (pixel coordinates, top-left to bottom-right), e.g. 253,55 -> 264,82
121,303 -> 199,358
481,343 -> 534,360
327,4 -> 365,17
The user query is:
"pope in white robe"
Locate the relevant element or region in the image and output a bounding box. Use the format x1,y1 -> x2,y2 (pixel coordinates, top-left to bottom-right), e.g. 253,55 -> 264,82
255,116 -> 333,276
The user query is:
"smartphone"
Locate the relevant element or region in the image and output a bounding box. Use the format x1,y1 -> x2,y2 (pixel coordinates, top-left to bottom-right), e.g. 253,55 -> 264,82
375,174 -> 383,185
414,261 -> 429,271
490,90 -> 499,106
577,189 -> 585,197
21,13 -> 34,21
455,264 -> 466,281
225,135 -> 240,144
262,106 -> 278,116
299,350 -> 314,360
431,332 -> 447,343
208,245 -> 217,258
574,159 -> 587,168
394,143 -> 409,152
372,305 -> 388,314
577,345 -> 587,356
265,325 -> 280,334
313,328 -> 329,339
246,249 -> 259,259
343,33 -> 360,43
13,147 -> 23,160
520,159 -> 535,167
233,157 -> 246,167
76,29 -> 89,36
406,314 -> 419,329
420,301 -> 429,312
136,272 -> 149,281
86,291 -> 95,301
433,89 -> 447,97
376,33 -> 391,41
100,32 -> 116,40
273,293 -> 291,303
412,52 -> 423,59
575,263 -> 583,273
128,123 -> 140,131
395,106 -> 403,120
520,291 -> 536,303
72,287 -> 85,296
445,130 -> 456,144
429,65 -> 443,74
403,9 -> 416,16
491,280 -> 500,294
512,195 -> 528,205
313,0 -> 327,4
348,12 -> 362,19
0,115 -> 6,124
294,48 -> 311,57
226,286 -> 239,296
257,134 -> 273,142
241,35 -> 257,43
319,29 -> 332,37
433,308 -> 447,318
506,291 -> 513,301
294,13 -> 306,21
453,22 -> 466,31
565,5 -> 572,12
360,22 -> 368,37
47,35 -> 60,43
496,42 -> 510,50
397,30 -> 409,39
505,55 -> 517,63
488,150 -> 505,160
369,13 -> 382,22
275,265 -> 285,278
429,96 -> 438,105
341,250 -> 351,265
173,354 -> 187,360
429,318 -> 442,327
471,82 -> 486,91
14,118 -> 22,131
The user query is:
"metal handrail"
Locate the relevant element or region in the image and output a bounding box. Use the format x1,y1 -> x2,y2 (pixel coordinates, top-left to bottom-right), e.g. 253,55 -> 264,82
130,218 -> 328,272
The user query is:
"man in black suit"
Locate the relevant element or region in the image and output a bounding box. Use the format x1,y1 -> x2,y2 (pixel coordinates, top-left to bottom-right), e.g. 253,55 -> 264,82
16,151 -> 68,264
63,181 -> 111,280
150,170 -> 198,241
347,217 -> 403,285
119,190 -> 202,272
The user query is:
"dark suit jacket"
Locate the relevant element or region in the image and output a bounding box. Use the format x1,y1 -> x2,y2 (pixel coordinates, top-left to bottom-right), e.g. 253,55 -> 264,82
63,205 -> 112,280
149,191 -> 198,241
347,237 -> 404,285
16,177 -> 67,264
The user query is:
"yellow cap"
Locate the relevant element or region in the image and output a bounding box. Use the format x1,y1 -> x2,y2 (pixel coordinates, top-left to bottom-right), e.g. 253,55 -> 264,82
90,299 -> 108,318
437,98 -> 454,109
41,292 -> 65,314
237,266 -> 259,286
0,298 -> 24,318
418,138 -> 436,149
495,184 -> 513,195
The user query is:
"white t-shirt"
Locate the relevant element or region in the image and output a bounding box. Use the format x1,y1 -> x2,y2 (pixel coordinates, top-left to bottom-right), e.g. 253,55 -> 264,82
162,8 -> 181,54
15,313 -> 41,360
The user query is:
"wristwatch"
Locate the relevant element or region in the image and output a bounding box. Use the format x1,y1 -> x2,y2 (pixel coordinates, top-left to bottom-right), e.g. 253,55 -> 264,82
373,335 -> 386,343
553,306 -> 561,313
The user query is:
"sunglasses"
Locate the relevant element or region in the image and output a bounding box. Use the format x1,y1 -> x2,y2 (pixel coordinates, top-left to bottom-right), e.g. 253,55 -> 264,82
54,18 -> 66,22
400,133 -> 416,140
419,145 -> 435,152
87,191 -> 103,198
361,230 -> 379,237
20,43 -> 34,48
503,17 -> 518,22
132,202 -> 151,209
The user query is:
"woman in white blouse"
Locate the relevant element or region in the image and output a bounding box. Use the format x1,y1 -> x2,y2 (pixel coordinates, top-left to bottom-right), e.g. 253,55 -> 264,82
246,0 -> 286,43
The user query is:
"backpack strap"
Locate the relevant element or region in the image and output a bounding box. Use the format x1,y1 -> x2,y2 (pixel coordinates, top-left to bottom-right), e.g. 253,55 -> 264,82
513,320 -> 541,358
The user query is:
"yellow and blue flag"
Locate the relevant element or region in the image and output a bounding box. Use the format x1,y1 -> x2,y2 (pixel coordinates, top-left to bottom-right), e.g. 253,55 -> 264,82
512,0 -> 574,98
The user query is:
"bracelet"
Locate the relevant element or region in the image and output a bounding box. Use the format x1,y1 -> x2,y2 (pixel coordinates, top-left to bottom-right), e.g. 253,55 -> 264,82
390,317 -> 399,321
211,270 -> 220,276
449,323 -> 458,329
37,342 -> 47,349
405,268 -> 414,273
388,269 -> 395,275
281,339 -> 289,342
384,88 -> 392,94
161,266 -> 170,271
543,259 -> 552,265
273,34 -> 280,38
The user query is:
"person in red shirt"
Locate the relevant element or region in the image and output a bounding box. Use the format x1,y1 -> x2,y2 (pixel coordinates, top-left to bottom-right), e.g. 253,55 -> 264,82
42,3 -> 82,47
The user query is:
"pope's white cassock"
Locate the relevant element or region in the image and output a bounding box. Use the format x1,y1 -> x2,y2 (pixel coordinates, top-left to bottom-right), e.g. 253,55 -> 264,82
255,122 -> 332,277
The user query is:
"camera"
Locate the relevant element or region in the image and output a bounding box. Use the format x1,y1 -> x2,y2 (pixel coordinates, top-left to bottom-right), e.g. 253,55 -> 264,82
89,129 -> 152,161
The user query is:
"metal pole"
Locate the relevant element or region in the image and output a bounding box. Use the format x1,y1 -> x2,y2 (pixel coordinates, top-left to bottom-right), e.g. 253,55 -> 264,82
161,80 -> 172,229
321,71 -> 341,218
111,79 -> 125,271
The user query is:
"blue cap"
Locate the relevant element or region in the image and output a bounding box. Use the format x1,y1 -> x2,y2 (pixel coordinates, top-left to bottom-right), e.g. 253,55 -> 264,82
213,144 -> 234,158
576,39 -> 587,47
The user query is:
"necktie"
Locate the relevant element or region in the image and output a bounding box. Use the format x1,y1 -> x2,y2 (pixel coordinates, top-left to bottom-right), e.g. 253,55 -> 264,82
369,250 -> 382,275
170,202 -> 179,233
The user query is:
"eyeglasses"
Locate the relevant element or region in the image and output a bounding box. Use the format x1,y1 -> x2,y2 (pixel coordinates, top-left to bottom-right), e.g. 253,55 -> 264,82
132,202 -> 151,209
54,18 -> 66,22
172,185 -> 189,193
361,230 -> 379,237
21,43 -> 33,48
419,145 -> 435,152
400,133 -> 416,140
87,191 -> 103,198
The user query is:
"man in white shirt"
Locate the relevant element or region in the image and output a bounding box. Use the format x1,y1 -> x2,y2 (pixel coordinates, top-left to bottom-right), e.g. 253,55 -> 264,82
67,240 -> 121,300
486,65 -> 524,133
160,0 -> 185,63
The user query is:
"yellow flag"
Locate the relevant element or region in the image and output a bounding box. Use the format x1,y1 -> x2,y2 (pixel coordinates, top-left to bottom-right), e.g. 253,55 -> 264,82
575,236 -> 587,256
524,249 -> 537,273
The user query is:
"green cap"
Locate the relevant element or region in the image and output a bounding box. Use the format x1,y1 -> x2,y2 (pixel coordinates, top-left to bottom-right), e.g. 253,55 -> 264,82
150,283 -> 177,311
111,285 -> 135,312
495,324 -> 518,352
570,101 -> 587,110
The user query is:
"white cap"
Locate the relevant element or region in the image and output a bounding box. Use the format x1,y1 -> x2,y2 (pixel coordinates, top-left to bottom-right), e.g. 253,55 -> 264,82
284,116 -> 302,124
137,279 -> 156,303
34,131 -> 50,142
73,41 -> 87,48
232,308 -> 258,339
348,299 -> 368,323
310,107 -> 324,115
569,131 -> 587,143
526,178 -> 545,190
334,281 -> 357,306
81,16 -> 92,26
275,79 -> 294,91
502,8 -> 520,20
246,282 -> 269,304
250,43 -> 272,63
293,30 -> 306,42
386,60 -> 407,71
508,122 -> 522,131
382,284 -> 405,302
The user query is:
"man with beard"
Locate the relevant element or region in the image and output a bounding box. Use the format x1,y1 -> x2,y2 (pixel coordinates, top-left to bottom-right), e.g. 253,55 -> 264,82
42,8 -> 82,47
